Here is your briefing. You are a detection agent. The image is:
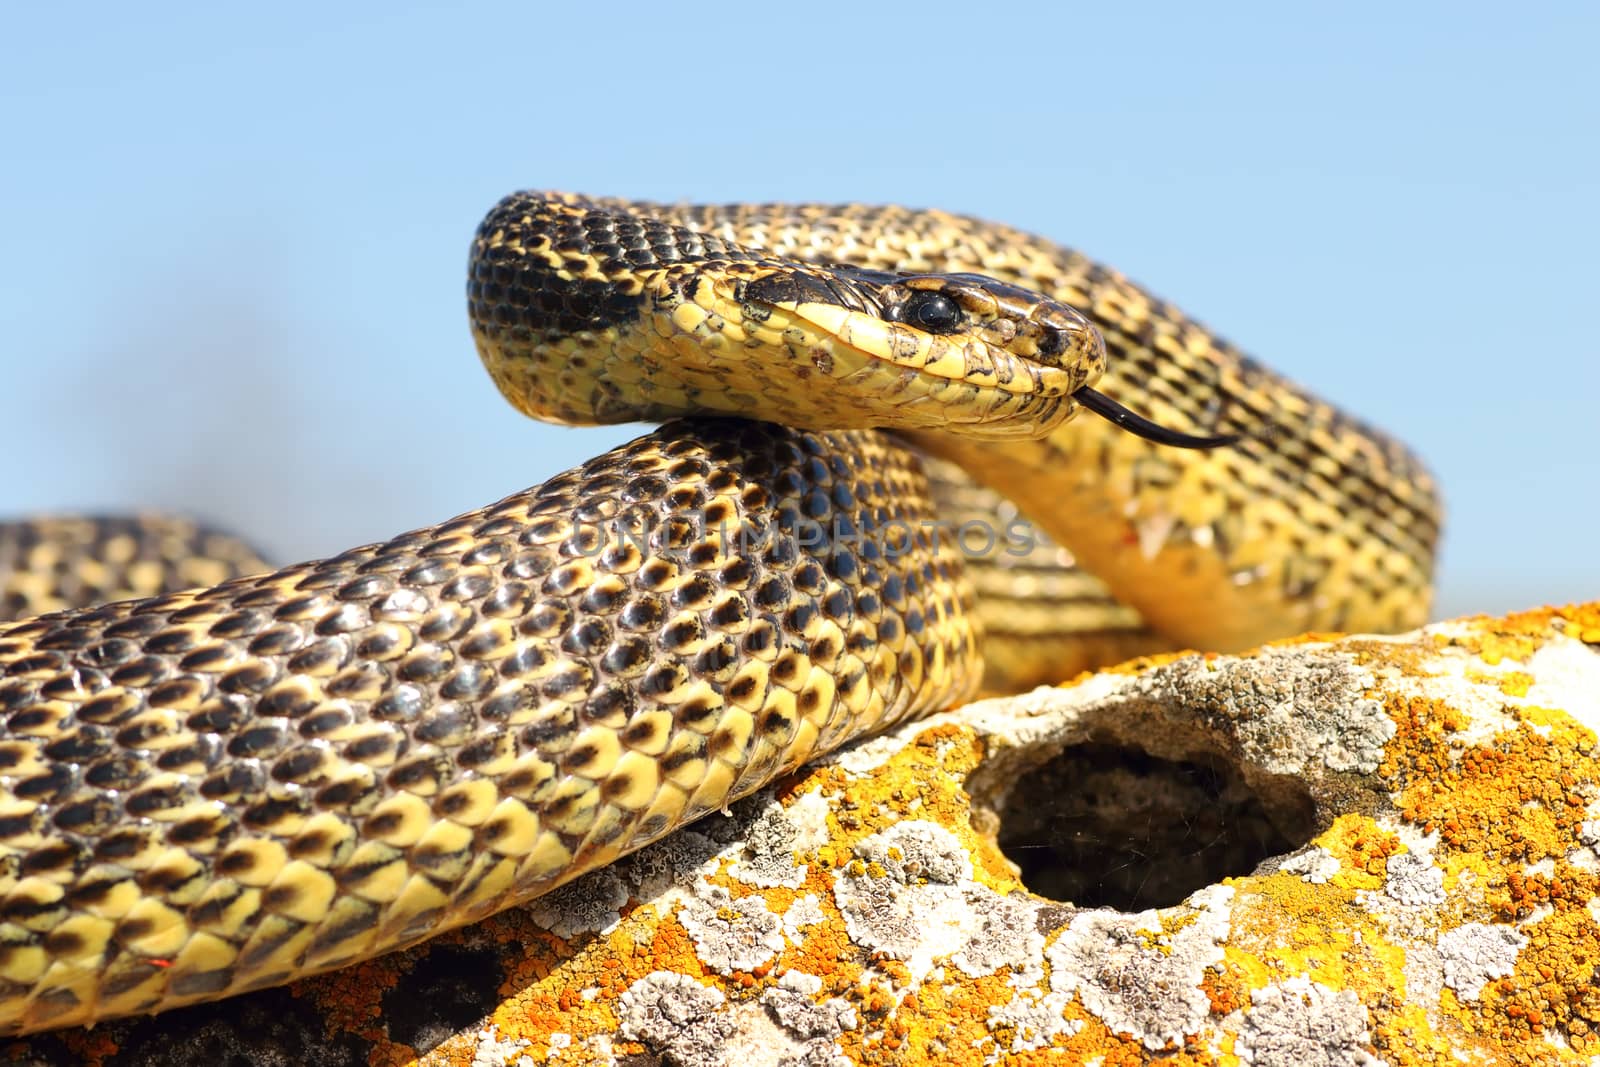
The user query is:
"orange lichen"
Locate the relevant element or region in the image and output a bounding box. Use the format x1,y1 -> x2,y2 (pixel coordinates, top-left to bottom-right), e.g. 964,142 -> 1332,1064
1200,964 -> 1247,1016
1367,1003 -> 1459,1067
1480,908 -> 1600,1054
1443,602 -> 1600,666
291,938 -> 410,1040
1323,817 -> 1403,879
1380,695 -> 1469,781
1396,712 -> 1591,866
47,1028 -> 121,1067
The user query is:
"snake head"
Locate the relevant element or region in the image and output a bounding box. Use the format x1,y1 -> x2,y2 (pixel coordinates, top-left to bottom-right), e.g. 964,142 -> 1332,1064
747,267 -> 1233,448
728,266 -> 1096,438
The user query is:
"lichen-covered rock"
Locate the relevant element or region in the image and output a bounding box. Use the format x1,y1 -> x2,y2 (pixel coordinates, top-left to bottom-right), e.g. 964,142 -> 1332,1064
6,603 -> 1599,1066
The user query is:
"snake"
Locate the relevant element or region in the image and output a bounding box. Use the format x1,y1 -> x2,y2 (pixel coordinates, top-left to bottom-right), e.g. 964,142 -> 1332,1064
0,192 -> 1440,1034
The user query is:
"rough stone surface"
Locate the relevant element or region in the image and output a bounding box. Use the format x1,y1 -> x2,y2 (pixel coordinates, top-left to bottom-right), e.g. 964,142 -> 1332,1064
1231,976 -> 1381,1066
5,602 -> 1600,1065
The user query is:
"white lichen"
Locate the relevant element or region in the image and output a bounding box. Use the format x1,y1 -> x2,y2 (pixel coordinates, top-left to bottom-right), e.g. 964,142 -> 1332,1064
1279,846 -> 1341,884
822,730 -> 917,775
1382,851 -> 1447,908
1437,922 -> 1527,1001
832,821 -> 977,977
986,991 -> 1080,1053
950,883 -> 1047,986
1045,885 -> 1233,1051
761,969 -> 858,1040
1179,650 -> 1393,776
783,893 -> 828,938
620,828 -> 722,900
728,794 -> 824,889
523,867 -> 629,938
678,883 -> 786,973
469,1024 -> 534,1067
1234,976 -> 1380,1066
618,967 -> 856,1067
617,971 -> 734,1067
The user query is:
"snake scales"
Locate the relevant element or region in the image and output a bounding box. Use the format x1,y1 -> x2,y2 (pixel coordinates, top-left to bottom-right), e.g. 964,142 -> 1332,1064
0,192 -> 1440,1033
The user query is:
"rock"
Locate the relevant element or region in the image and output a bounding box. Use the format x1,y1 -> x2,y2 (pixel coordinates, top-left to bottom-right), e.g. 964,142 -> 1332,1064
7,603 -> 1599,1066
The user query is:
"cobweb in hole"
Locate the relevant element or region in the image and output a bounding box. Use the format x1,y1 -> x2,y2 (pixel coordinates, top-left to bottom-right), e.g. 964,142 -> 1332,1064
994,741 -> 1315,911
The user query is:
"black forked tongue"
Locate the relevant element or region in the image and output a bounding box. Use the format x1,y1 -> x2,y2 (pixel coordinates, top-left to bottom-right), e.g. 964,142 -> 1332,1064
1075,387 -> 1239,449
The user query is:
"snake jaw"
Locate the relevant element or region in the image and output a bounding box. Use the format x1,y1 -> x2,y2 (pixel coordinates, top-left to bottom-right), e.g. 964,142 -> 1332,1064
750,268 -> 1109,441
771,272 -> 1234,451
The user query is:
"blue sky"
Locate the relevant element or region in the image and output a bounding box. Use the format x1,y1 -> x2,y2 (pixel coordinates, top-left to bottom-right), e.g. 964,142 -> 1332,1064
2,3 -> 1595,621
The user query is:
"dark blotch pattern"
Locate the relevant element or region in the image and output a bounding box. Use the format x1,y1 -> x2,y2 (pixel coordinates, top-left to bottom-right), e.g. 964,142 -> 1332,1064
468,192 -> 762,337
0,420 -> 974,1033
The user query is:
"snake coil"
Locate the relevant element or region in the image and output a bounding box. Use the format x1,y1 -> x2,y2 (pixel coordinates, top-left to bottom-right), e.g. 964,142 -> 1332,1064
0,192 -> 1439,1033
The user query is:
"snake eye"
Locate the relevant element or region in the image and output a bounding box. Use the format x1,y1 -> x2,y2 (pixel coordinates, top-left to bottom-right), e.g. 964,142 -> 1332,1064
900,291 -> 964,334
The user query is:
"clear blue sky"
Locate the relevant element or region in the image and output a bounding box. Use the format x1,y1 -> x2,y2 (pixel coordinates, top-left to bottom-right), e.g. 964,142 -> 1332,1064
2,3 -> 1595,622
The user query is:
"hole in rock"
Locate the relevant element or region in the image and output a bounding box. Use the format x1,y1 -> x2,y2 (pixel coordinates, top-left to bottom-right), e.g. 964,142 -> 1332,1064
994,741 -> 1315,911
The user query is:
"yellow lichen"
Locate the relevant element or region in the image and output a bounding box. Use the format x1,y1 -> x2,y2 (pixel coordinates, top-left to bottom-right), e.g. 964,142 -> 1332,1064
1466,668 -> 1536,697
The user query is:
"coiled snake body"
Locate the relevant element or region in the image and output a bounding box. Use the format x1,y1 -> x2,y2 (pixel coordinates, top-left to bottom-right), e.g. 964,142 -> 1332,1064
0,193 -> 1440,1033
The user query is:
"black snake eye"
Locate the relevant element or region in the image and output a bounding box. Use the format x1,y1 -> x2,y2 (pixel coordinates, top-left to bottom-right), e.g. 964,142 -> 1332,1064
900,291 -> 964,334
